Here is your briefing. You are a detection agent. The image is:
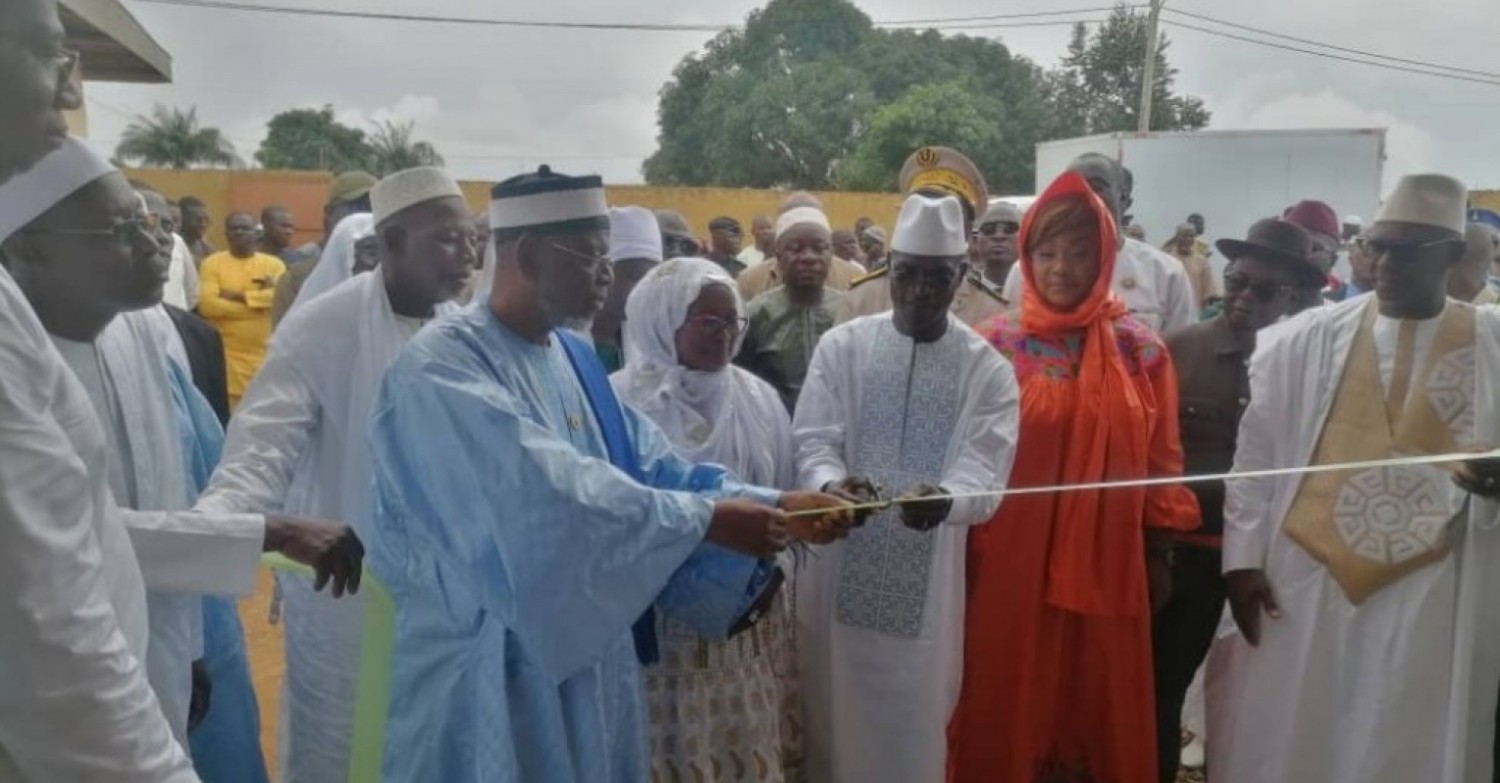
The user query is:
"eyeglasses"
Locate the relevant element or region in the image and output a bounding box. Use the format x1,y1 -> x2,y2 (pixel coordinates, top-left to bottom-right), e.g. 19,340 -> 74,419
683,314 -> 747,338
977,221 -> 1020,238
664,235 -> 702,257
0,32 -> 79,81
21,215 -> 159,244
1356,236 -> 1458,258
548,242 -> 610,266
1223,273 -> 1293,301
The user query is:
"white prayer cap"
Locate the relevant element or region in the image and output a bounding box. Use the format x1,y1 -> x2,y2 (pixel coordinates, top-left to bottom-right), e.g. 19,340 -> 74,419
608,206 -> 662,263
775,206 -> 830,240
1373,174 -> 1467,238
0,136 -> 115,242
490,165 -> 609,242
891,193 -> 967,257
371,166 -> 464,227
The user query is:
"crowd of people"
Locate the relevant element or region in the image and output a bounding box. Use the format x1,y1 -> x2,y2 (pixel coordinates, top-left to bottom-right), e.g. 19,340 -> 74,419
7,1 -> 1500,782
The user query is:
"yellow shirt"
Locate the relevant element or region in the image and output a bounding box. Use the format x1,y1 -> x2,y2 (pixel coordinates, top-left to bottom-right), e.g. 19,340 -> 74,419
197,251 -> 285,406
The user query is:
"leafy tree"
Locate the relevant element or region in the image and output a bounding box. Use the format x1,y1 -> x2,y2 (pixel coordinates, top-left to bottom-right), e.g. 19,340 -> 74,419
114,105 -> 241,169
255,106 -> 372,172
1047,5 -> 1211,135
367,120 -> 444,176
647,0 -> 1062,192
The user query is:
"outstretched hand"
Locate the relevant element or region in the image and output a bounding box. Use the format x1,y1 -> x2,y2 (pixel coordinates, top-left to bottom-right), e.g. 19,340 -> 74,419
778,490 -> 857,544
821,475 -> 882,526
707,499 -> 790,558
264,515 -> 364,597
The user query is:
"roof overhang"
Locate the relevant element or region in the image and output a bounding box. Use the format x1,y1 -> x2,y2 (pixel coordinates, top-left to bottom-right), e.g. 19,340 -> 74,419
60,0 -> 172,83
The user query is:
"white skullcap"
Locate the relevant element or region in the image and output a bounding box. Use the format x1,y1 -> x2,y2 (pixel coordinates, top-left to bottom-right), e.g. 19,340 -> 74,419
0,136 -> 115,242
775,206 -> 830,240
892,194 -> 967,257
1374,174 -> 1467,236
371,166 -> 464,226
608,206 -> 662,263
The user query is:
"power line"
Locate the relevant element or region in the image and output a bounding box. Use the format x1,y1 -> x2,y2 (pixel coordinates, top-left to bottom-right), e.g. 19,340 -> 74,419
1164,8 -> 1500,81
1162,20 -> 1500,88
130,0 -> 1109,34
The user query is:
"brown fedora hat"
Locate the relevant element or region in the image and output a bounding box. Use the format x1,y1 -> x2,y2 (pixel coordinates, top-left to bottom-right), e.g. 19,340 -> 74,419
1216,218 -> 1324,285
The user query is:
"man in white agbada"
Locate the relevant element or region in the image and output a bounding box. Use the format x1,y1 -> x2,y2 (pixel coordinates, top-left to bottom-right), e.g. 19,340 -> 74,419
793,193 -> 1020,783
196,166 -> 473,782
367,165 -> 854,782
1208,173 -> 1500,783
611,256 -> 800,780
1003,154 -> 1195,333
1,138 -> 364,751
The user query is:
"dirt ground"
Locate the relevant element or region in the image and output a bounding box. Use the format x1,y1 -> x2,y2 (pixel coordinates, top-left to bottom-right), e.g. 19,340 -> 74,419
241,569 -> 283,775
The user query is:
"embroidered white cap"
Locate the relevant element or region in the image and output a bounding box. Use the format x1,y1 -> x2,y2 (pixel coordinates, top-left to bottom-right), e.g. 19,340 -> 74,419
891,193 -> 968,257
774,206 -> 830,240
371,166 -> 464,227
0,136 -> 115,242
1373,174 -> 1467,237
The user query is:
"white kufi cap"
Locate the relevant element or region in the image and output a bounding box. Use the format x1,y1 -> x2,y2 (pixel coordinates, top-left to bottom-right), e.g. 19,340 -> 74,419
371,166 -> 464,226
0,137 -> 115,242
891,193 -> 967,257
1374,174 -> 1467,237
608,206 -> 662,263
774,206 -> 830,240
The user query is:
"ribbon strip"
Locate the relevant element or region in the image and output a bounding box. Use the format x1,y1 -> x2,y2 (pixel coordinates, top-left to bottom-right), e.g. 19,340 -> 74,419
785,447 -> 1500,518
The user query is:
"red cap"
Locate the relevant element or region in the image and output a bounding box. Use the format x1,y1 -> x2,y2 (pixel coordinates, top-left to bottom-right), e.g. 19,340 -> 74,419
1283,200 -> 1340,240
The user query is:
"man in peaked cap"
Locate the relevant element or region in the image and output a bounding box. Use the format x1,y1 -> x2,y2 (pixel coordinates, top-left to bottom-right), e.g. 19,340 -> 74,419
272,170 -> 378,325
794,192 -> 1019,783
366,165 -> 855,782
837,147 -> 1010,327
196,166 -> 472,782
1208,174 -> 1500,783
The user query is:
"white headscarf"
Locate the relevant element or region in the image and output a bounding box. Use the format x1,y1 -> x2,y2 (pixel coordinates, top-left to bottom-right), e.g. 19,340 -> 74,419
611,257 -> 792,488
288,213 -> 376,314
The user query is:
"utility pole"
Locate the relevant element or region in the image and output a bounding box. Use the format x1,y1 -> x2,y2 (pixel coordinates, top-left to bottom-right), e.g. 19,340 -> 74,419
1137,0 -> 1165,133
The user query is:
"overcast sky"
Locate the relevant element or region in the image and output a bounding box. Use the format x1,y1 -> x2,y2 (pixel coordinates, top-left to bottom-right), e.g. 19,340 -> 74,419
88,0 -> 1500,193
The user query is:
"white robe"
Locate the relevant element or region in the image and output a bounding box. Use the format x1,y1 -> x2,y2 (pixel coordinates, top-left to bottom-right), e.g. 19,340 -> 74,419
1003,236 -> 1196,333
162,233 -> 200,311
792,313 -> 1020,783
197,270 -> 454,783
50,308 -> 264,746
0,267 -> 198,782
1208,297 -> 1500,783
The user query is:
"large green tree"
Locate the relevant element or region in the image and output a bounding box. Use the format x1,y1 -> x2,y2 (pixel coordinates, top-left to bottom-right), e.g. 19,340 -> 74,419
114,105 -> 241,169
255,106 -> 372,172
647,0 -> 1207,192
1047,5 -> 1211,135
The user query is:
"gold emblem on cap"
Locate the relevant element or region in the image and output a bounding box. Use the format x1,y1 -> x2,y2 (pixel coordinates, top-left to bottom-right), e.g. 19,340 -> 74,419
915,147 -> 940,168
1122,276 -> 1138,290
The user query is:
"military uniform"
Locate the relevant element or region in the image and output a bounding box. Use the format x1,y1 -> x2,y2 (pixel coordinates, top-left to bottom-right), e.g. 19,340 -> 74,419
836,266 -> 1008,327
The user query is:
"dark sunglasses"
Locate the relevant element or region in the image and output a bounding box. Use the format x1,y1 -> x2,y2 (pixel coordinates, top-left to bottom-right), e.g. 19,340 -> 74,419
977,221 -> 1020,238
22,214 -> 159,244
683,314 -> 747,338
1223,273 -> 1293,301
664,235 -> 702,256
1356,236 -> 1458,258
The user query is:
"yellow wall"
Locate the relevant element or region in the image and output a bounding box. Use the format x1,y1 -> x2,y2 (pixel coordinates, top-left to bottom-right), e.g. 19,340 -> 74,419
128,168 -> 905,249
1471,190 -> 1500,215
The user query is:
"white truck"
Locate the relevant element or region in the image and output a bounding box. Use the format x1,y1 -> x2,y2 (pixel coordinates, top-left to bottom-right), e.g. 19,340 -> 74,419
1032,128 -> 1387,279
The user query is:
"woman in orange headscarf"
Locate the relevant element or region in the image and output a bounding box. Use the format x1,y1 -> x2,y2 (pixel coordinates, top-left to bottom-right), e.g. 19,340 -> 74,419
948,172 -> 1198,783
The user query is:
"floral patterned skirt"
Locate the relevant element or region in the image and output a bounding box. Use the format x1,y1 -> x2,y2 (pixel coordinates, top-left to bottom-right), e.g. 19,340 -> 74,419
645,591 -> 801,783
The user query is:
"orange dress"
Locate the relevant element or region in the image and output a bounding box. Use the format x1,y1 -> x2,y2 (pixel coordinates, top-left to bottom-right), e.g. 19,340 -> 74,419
948,171 -> 1198,783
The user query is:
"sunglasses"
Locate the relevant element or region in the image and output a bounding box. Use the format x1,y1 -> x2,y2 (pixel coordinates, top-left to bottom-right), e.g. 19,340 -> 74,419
664,235 -> 702,257
1356,236 -> 1458,258
1223,273 -> 1293,302
977,221 -> 1020,238
683,314 -> 748,338
22,214 -> 160,245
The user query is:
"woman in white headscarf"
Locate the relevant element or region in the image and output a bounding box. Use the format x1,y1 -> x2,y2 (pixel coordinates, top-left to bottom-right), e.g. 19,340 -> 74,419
285,212 -> 376,315
611,256 -> 801,782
